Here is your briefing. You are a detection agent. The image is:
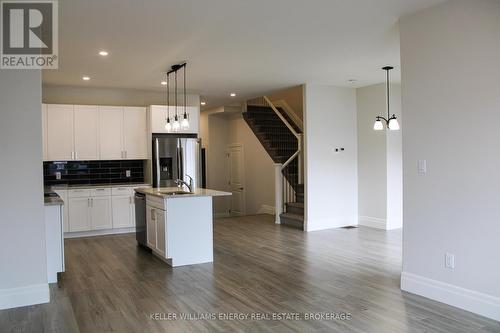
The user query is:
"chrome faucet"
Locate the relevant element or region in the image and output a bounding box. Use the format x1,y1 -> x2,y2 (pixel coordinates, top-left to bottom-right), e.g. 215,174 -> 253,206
175,174 -> 194,192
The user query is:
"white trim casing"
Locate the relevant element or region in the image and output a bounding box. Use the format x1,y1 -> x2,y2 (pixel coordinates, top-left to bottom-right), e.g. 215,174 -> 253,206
64,227 -> 135,239
401,272 -> 500,322
0,284 -> 50,310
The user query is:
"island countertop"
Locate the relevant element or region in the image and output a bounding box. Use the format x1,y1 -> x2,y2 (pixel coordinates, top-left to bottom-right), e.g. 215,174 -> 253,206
135,187 -> 231,199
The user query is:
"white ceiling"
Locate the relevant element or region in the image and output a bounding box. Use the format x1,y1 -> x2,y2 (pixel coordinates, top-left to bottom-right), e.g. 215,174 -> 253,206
43,0 -> 444,108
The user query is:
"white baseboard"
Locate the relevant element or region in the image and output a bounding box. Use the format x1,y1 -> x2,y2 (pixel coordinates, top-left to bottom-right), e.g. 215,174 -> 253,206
64,227 -> 135,239
305,216 -> 358,232
359,216 -> 387,229
257,205 -> 275,215
401,272 -> 500,321
0,284 -> 50,310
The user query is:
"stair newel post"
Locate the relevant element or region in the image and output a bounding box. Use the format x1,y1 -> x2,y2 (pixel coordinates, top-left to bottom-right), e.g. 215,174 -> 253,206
298,134 -> 303,185
274,163 -> 283,224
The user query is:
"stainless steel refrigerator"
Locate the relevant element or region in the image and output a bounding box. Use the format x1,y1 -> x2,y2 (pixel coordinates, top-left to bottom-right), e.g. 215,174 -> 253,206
152,134 -> 202,188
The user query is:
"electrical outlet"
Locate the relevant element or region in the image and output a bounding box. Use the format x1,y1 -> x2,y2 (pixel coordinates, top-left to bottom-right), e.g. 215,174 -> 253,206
445,253 -> 455,269
125,170 -> 131,178
55,172 -> 61,180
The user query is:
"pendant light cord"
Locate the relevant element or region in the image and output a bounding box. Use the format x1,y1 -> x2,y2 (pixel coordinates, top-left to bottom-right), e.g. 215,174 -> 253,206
166,73 -> 170,120
386,68 -> 390,119
184,65 -> 187,116
175,71 -> 178,118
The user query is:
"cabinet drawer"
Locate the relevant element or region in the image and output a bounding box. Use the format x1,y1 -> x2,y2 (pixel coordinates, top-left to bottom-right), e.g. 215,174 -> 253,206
112,187 -> 132,196
91,188 -> 112,197
68,189 -> 91,198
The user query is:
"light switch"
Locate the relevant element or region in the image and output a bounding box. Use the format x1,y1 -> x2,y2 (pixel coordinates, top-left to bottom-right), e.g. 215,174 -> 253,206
126,170 -> 131,177
55,172 -> 61,180
418,160 -> 427,175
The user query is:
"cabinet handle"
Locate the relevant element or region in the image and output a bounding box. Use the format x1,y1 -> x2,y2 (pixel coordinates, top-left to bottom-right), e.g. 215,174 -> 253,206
87,198 -> 90,207
129,196 -> 132,204
71,151 -> 74,160
124,150 -> 127,159
75,152 -> 78,160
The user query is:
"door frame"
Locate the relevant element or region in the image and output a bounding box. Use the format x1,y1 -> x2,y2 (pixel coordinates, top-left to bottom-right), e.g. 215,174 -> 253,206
226,143 -> 246,216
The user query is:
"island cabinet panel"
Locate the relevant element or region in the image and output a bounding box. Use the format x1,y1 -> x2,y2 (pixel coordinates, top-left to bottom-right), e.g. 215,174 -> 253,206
68,197 -> 91,232
155,209 -> 167,257
146,206 -> 157,249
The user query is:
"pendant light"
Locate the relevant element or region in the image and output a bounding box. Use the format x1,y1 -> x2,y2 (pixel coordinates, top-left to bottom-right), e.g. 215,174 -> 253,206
164,73 -> 172,132
172,69 -> 180,132
373,66 -> 400,131
180,64 -> 190,130
164,62 -> 189,132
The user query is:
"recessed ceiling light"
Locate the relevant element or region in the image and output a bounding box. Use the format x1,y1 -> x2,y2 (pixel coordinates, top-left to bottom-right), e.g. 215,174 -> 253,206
200,101 -> 206,106
82,76 -> 90,81
99,51 -> 108,56
230,93 -> 236,97
161,81 -> 167,85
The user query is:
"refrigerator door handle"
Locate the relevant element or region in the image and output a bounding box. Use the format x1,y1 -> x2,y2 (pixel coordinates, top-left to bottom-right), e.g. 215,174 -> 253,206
155,138 -> 160,188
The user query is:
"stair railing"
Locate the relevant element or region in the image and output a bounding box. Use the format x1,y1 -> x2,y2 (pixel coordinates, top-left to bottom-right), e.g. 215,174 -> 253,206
247,96 -> 303,224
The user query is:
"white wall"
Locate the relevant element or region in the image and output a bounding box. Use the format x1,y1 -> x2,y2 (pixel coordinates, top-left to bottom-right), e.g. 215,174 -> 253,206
400,0 -> 500,320
0,71 -> 49,309
304,85 -> 358,231
43,84 -> 200,107
356,83 -> 402,229
200,108 -> 275,217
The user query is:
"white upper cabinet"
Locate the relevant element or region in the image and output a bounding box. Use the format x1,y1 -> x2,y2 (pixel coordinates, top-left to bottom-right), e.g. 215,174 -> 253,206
42,104 -> 48,161
47,104 -> 74,161
74,105 -> 99,160
149,105 -> 199,134
99,106 -> 124,160
123,107 -> 148,159
44,104 -> 148,161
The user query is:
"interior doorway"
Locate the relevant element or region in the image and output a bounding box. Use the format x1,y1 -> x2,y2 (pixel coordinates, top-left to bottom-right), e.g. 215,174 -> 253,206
226,144 -> 246,216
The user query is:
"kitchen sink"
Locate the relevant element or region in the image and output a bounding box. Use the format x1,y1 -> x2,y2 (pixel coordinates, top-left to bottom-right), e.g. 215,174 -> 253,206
158,190 -> 194,196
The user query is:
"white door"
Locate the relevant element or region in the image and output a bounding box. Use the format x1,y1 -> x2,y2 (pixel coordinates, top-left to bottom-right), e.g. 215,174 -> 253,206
41,104 -> 48,161
123,107 -> 147,159
112,195 -> 133,228
91,196 -> 112,230
99,106 -> 123,159
68,197 -> 90,232
74,105 -> 99,160
227,144 -> 246,216
47,104 -> 74,160
146,205 -> 157,249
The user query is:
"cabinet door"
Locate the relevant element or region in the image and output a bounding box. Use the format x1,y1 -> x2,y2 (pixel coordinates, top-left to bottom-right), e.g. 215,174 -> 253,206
123,107 -> 147,159
68,197 -> 90,232
112,195 -> 133,228
42,104 -> 48,161
146,206 -> 157,249
129,194 -> 136,228
155,209 -> 166,257
74,105 -> 99,160
47,104 -> 74,161
99,106 -> 123,159
91,196 -> 112,230
149,105 -> 168,133
181,106 -> 200,134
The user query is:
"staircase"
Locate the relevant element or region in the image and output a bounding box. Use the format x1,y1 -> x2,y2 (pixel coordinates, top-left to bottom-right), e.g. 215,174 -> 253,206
243,97 -> 304,229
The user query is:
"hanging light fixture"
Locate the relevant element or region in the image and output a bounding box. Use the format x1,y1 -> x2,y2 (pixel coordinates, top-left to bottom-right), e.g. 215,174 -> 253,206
164,62 -> 189,132
180,64 -> 190,130
373,66 -> 400,131
164,73 -> 172,132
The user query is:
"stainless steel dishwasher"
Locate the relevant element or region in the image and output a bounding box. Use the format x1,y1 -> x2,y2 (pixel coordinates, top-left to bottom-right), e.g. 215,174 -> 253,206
134,192 -> 147,247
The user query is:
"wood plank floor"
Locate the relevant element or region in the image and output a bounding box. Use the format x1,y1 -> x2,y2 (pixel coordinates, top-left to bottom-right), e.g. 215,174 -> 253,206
1,214 -> 499,332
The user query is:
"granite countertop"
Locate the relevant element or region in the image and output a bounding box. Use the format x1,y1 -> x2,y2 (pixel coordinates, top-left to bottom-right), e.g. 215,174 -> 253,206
44,189 -> 64,206
135,187 -> 232,199
50,182 -> 151,190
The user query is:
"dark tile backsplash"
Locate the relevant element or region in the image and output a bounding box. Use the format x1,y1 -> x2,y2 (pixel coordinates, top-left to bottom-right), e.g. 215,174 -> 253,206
43,160 -> 145,186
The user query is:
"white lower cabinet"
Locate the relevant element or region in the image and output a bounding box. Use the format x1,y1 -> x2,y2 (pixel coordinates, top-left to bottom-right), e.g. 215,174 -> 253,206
90,196 -> 112,230
146,203 -> 167,258
64,185 -> 149,234
112,195 -> 133,228
68,197 -> 91,232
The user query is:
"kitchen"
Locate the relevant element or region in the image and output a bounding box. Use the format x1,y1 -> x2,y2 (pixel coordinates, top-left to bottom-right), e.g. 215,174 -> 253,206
43,63 -> 230,283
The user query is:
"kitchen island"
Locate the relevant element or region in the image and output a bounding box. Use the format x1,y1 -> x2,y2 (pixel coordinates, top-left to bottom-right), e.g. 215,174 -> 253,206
135,187 -> 231,267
